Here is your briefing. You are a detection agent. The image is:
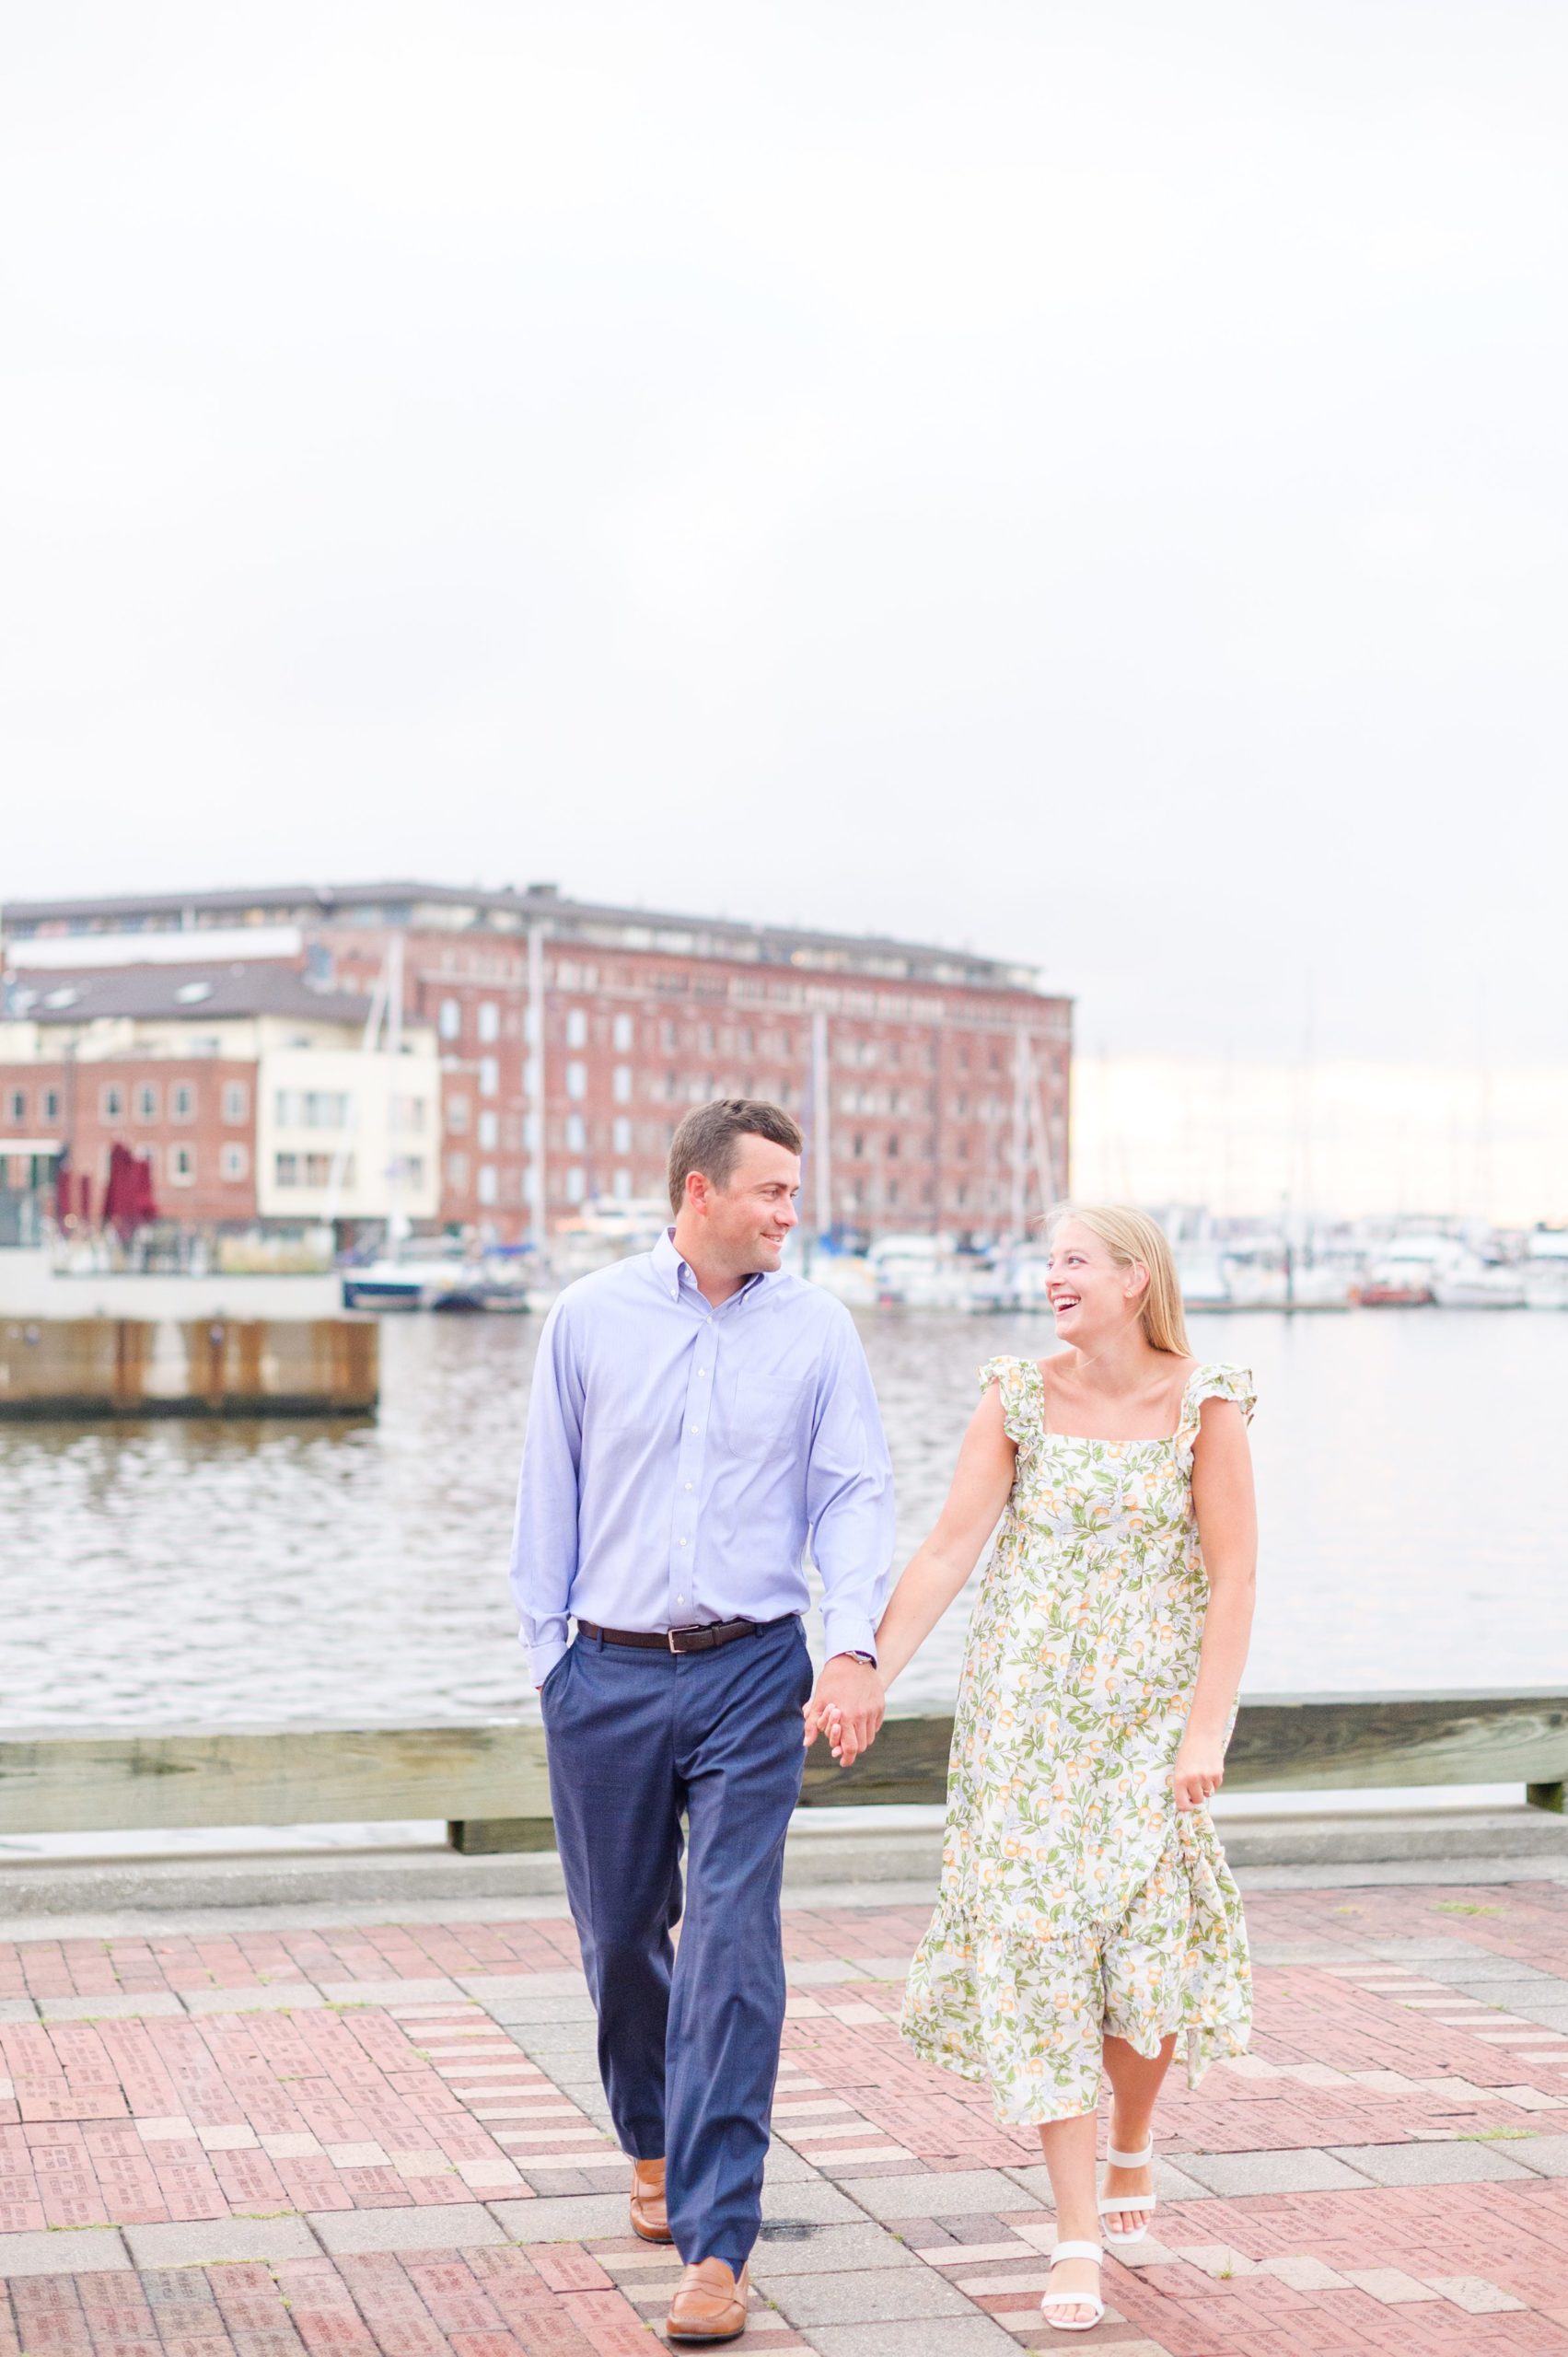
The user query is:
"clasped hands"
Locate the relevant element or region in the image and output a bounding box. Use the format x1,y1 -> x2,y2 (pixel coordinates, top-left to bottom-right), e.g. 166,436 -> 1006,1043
802,1654 -> 886,1768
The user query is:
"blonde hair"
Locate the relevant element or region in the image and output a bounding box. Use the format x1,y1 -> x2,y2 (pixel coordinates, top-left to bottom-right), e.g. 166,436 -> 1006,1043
1046,1203 -> 1191,1356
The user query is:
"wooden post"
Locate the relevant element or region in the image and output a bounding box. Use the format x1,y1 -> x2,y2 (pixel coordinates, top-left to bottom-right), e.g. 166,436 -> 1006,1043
447,1817 -> 556,1853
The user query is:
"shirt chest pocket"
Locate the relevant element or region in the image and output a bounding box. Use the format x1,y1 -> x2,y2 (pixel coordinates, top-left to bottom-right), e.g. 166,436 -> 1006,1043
722,1371 -> 807,1460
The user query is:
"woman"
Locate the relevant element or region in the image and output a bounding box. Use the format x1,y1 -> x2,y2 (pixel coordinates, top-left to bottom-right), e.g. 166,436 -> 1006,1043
816,1206 -> 1256,2331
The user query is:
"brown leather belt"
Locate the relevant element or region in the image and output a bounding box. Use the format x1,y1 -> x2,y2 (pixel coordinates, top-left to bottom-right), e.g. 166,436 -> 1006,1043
575,1612 -> 796,1655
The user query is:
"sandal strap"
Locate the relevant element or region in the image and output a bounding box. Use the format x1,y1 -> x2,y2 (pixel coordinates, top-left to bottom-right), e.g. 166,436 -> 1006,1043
1106,2141 -> 1154,2167
1098,2193 -> 1157,2214
1049,2241 -> 1103,2266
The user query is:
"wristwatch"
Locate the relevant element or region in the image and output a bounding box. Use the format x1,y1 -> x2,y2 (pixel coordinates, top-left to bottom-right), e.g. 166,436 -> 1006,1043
839,1649 -> 877,1666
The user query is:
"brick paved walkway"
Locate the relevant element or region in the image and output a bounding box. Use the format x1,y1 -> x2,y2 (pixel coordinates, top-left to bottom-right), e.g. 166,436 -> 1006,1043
7,1875 -> 1568,2353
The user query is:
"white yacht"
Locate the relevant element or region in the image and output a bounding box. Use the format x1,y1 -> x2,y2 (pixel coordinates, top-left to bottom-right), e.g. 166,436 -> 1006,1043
1430,1251 -> 1527,1309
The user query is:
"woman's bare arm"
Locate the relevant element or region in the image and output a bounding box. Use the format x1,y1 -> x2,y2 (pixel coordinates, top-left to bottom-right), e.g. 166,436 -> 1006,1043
806,1386 -> 1016,1766
1176,1397 -> 1258,1810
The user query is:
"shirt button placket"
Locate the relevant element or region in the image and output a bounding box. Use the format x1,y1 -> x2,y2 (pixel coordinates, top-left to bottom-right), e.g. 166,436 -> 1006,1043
673,1329 -> 713,1621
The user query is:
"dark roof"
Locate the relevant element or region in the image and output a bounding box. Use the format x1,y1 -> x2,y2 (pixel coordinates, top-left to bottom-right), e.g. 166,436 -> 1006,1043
4,964 -> 375,1027
1,879 -> 1048,994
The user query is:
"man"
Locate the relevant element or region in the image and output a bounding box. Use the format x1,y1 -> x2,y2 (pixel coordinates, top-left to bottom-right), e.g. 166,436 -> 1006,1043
511,1099 -> 894,2343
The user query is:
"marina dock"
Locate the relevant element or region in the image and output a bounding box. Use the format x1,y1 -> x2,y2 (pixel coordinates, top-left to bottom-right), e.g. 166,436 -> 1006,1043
0,1317 -> 377,1418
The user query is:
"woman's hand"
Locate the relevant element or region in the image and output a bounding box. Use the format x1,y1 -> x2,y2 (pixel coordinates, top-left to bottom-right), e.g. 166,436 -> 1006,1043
1172,1732 -> 1226,1811
802,1658 -> 886,1767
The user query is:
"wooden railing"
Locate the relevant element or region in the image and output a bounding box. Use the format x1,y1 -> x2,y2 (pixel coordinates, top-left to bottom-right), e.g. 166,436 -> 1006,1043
1,1690 -> 1566,1856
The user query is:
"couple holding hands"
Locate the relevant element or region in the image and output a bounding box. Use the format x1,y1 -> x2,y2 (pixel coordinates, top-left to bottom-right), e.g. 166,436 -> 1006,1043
512,1098 -> 1256,2339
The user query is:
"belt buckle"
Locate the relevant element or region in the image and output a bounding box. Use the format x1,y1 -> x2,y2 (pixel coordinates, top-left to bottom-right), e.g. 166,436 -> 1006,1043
668,1622 -> 704,1655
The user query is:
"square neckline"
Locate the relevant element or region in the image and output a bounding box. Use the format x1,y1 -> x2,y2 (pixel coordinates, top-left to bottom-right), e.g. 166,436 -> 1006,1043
1026,1355 -> 1201,1450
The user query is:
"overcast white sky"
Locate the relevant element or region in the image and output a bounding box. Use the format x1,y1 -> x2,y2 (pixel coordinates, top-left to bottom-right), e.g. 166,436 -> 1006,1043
3,2 -> 1564,1071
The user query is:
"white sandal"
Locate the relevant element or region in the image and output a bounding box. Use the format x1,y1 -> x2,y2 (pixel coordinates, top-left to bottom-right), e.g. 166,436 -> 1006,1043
1040,2240 -> 1104,2331
1098,2138 -> 1156,2247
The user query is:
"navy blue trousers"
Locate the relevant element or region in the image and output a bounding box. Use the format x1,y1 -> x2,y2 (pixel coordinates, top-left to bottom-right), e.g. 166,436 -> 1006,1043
540,1615 -> 813,2274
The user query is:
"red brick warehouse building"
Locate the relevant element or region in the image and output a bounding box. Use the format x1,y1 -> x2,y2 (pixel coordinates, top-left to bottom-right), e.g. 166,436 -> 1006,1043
2,883 -> 1073,1246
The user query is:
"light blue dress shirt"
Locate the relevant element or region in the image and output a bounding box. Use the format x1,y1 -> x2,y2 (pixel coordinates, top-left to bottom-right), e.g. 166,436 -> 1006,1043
510,1229 -> 896,1686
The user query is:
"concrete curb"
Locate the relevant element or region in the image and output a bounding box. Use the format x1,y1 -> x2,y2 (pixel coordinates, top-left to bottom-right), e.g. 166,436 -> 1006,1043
0,1808 -> 1564,1927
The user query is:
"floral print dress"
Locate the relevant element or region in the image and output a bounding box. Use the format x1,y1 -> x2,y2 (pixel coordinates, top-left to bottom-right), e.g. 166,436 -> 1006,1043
900,1357 -> 1254,2126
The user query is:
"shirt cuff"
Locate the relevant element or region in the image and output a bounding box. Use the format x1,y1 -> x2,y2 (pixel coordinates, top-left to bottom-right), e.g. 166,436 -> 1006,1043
822,1610 -> 878,1666
528,1634 -> 569,1688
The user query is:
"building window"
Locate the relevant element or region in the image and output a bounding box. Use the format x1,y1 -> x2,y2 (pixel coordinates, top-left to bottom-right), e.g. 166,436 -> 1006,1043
612,1115 -> 632,1155
660,1019 -> 677,1051
524,1112 -> 540,1151
100,1084 -> 124,1122
888,1134 -> 899,1158
613,1167 -> 632,1200
479,1057 -> 499,1097
131,1083 -> 157,1121
565,1060 -> 587,1100
446,1151 -> 469,1190
6,1087 -> 25,1122
565,1165 -> 586,1204
564,1113 -> 586,1151
852,1133 -> 865,1158
612,1064 -> 632,1103
171,1084 -> 195,1120
478,1110 -> 499,1150
403,1155 -> 425,1189
168,1144 -> 195,1185
222,1081 -> 249,1122
477,1001 -> 500,1043
273,1089 -> 350,1128
447,1094 -> 470,1132
439,997 -> 461,1040
220,1143 -> 249,1182
612,1013 -> 633,1051
477,1165 -> 498,1205
273,1150 -> 345,1187
394,1094 -> 424,1133
43,1088 -> 59,1121
566,1008 -> 588,1049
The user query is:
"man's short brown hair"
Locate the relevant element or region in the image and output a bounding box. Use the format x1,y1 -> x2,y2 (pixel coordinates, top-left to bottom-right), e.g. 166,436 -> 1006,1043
667,1098 -> 804,1214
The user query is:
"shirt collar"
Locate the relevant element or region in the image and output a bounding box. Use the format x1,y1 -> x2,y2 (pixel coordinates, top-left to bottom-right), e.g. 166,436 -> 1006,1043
652,1225 -> 779,1308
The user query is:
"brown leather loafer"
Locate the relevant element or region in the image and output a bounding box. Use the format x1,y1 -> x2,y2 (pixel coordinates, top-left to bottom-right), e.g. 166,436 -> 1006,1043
665,2258 -> 749,2343
629,2155 -> 672,2243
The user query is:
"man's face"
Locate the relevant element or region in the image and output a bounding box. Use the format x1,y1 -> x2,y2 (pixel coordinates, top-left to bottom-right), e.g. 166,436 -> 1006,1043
702,1134 -> 801,1271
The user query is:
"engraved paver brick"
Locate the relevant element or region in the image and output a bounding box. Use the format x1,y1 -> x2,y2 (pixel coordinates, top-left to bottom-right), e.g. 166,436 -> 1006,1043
15,1884 -> 1568,2351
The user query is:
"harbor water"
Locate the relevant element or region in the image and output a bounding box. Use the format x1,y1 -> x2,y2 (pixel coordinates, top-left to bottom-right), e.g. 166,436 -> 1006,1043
1,1306 -> 1562,1735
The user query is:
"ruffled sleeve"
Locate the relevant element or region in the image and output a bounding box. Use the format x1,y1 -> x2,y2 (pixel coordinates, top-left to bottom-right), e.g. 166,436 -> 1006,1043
978,1354 -> 1040,1453
1175,1363 -> 1256,1471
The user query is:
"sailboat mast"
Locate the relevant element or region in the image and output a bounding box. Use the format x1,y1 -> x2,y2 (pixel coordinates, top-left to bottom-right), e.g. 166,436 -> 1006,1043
386,931 -> 404,1260
528,919 -> 548,1263
1009,1025 -> 1028,1242
812,1007 -> 831,1244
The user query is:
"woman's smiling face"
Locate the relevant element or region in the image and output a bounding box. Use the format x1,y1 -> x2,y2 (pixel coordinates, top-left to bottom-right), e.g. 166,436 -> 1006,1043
1046,1217 -> 1147,1345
